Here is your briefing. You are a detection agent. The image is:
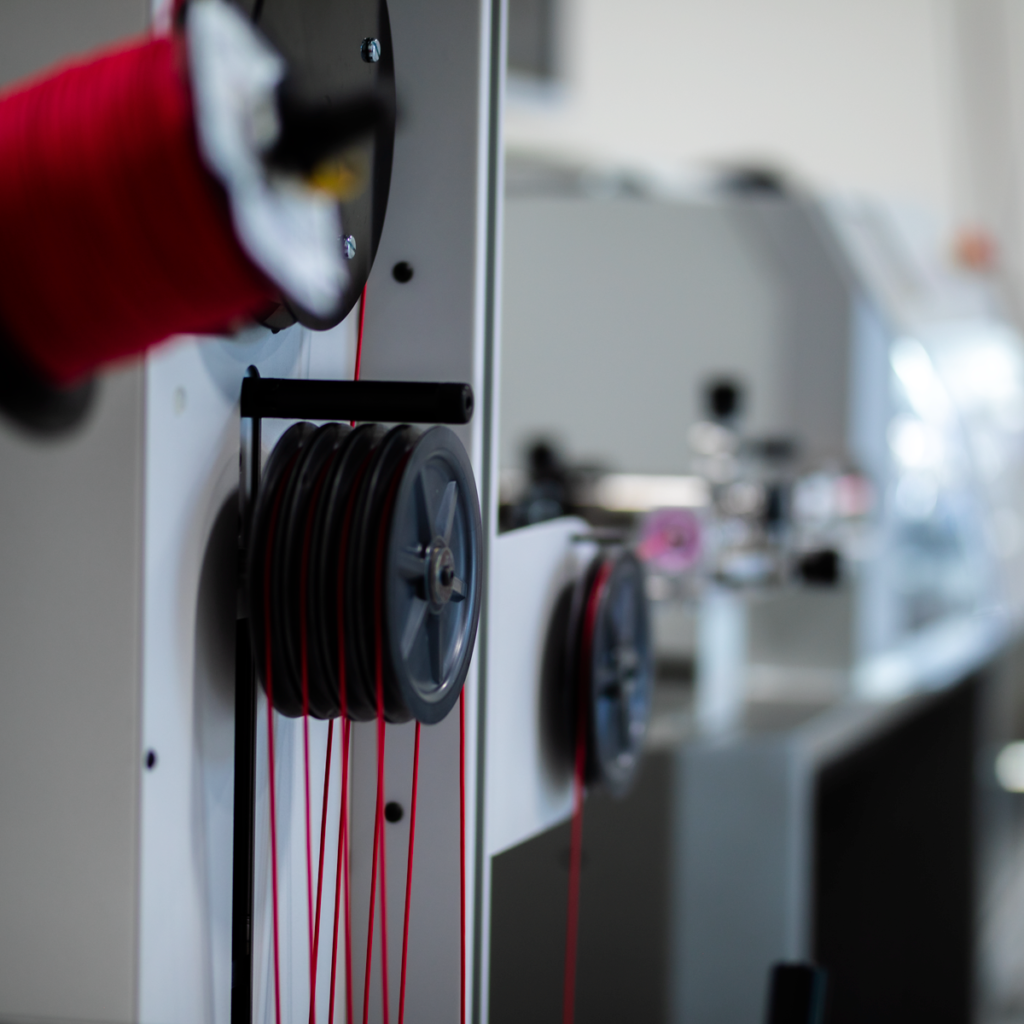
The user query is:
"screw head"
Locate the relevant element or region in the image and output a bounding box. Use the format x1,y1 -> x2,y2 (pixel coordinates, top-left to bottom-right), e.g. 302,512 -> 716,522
342,235 -> 357,259
384,801 -> 404,823
392,261 -> 414,283
428,540 -> 457,607
361,37 -> 381,63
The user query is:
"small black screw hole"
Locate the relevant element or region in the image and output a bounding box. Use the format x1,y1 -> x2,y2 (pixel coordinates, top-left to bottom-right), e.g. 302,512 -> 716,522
384,801 -> 404,823
145,750 -> 158,770
392,261 -> 414,284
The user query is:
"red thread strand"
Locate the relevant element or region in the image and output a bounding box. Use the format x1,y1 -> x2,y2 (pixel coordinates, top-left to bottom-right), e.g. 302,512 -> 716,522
353,285 -> 367,390
263,480 -> 292,1024
301,461 -> 336,1024
363,462 -> 409,1024
329,453 -> 373,1024
562,560 -> 612,1024
0,34 -> 274,382
362,716 -> 387,1024
328,718 -> 352,1024
460,693 -> 467,1024
301,613 -> 316,1024
311,719 -> 334,1023
398,722 -> 421,1024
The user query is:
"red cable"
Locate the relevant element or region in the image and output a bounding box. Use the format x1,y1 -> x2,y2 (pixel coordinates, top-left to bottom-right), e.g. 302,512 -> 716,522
460,693 -> 467,1024
362,707 -> 387,1024
312,720 -> 334,1022
301,462 -> 335,1024
329,477 -> 365,1024
0,34 -> 274,383
397,721 -> 421,1024
263,476 -> 294,1024
377,713 -> 391,1024
353,285 -> 367,392
328,715 -> 351,1024
328,283 -> 366,1023
363,462 -> 409,1024
562,560 -> 612,1024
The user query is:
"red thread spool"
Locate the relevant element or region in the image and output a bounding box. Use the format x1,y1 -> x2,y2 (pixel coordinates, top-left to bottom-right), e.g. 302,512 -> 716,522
0,33 -> 275,384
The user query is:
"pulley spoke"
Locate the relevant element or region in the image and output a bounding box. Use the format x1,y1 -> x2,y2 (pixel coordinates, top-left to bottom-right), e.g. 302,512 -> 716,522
427,614 -> 444,683
613,591 -> 635,647
401,597 -> 429,659
414,472 -> 435,546
436,480 -> 459,543
397,547 -> 426,580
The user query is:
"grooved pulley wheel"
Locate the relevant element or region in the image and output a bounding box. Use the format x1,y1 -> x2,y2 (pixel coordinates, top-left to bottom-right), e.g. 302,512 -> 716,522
246,421 -> 482,724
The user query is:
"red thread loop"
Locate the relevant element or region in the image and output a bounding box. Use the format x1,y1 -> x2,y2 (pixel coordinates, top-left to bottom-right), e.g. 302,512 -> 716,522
263,480 -> 292,1024
329,283 -> 365,1023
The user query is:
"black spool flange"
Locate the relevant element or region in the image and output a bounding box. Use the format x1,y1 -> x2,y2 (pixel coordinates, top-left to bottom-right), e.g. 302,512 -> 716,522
237,0 -> 397,330
246,420 -> 482,725
383,425 -> 483,724
309,422 -> 384,722
563,549 -> 653,796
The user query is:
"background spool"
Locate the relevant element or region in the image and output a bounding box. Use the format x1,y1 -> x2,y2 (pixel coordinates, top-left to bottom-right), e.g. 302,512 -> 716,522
563,548 -> 654,795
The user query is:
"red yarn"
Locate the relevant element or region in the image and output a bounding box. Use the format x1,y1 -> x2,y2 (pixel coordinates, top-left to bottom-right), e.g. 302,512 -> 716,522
0,34 -> 275,383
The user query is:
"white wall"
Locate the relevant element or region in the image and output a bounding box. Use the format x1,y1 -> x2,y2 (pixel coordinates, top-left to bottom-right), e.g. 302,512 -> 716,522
507,0 -> 961,221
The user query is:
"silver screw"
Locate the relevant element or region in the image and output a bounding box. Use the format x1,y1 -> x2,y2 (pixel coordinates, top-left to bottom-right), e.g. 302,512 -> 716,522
361,37 -> 381,63
342,235 -> 357,259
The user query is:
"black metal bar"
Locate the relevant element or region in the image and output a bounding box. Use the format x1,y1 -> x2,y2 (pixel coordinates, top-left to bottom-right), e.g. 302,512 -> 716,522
230,619 -> 257,1024
232,367 -> 262,1024
240,377 -> 474,424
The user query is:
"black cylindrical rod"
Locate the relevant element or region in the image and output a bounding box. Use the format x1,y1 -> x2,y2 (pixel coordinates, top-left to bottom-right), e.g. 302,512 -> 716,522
240,378 -> 474,424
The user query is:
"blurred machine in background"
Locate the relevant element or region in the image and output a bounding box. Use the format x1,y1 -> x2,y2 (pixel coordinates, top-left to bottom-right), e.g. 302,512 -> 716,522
495,158 -> 1024,1023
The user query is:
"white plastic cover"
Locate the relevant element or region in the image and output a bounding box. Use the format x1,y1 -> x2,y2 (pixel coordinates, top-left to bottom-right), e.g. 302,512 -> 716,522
186,0 -> 346,318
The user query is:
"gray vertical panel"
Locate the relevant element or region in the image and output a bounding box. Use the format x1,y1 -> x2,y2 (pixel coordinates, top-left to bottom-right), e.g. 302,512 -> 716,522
0,4 -> 149,1020
672,740 -> 803,1024
0,368 -> 144,1022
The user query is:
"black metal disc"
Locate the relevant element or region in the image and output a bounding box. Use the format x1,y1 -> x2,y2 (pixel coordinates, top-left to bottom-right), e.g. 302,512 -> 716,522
247,420 -> 316,716
276,422 -> 350,718
236,0 -> 396,328
585,552 -> 653,795
384,426 -> 483,725
347,424 -> 418,721
309,422 -> 385,721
